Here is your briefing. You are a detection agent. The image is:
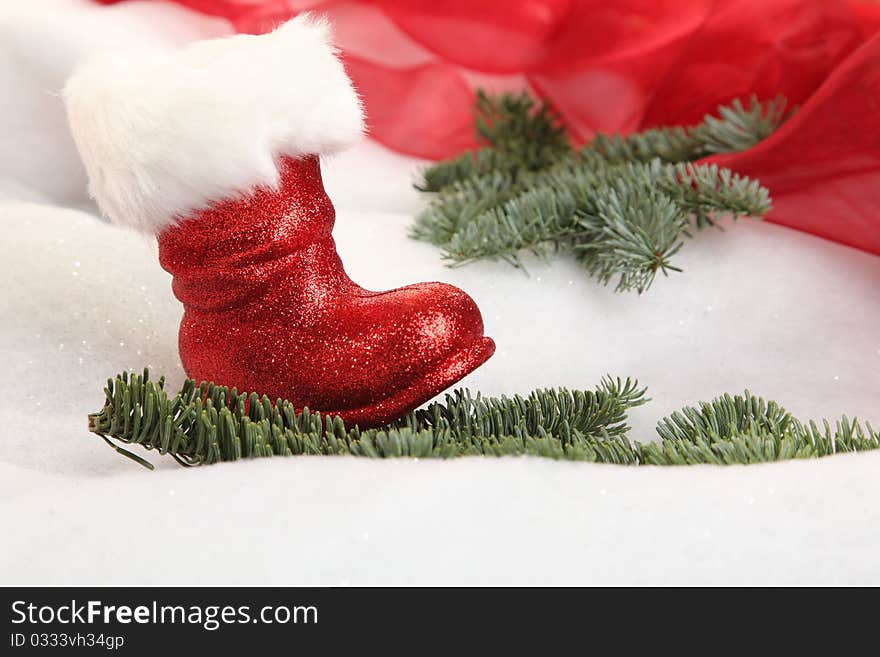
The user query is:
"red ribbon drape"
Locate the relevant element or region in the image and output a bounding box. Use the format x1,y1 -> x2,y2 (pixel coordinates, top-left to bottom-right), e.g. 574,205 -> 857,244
94,0 -> 880,255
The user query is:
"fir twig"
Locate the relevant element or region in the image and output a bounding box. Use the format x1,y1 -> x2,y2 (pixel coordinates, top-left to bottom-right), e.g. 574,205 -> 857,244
644,392 -> 879,465
87,370 -> 648,469
432,159 -> 770,292
415,90 -> 571,192
413,92 -> 786,293
588,95 -> 790,163
88,370 -> 879,469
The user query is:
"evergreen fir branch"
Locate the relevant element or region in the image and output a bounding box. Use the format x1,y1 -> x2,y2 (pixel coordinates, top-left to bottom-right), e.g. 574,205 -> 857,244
472,90 -> 570,166
395,375 -> 647,441
694,95 -> 790,155
87,369 -> 648,469
412,91 -> 782,293
418,93 -> 789,193
586,95 -> 790,164
88,370 -> 879,470
643,392 -> 879,465
416,149 -> 516,194
440,186 -> 579,266
661,162 -> 772,224
573,182 -> 687,293
430,159 -> 768,292
411,169 -> 522,246
587,126 -> 701,164
416,90 -> 570,192
655,389 -> 793,444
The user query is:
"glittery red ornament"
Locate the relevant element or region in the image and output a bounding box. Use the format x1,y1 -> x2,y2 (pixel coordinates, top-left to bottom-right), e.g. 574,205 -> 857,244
157,155 -> 495,427
63,17 -> 494,425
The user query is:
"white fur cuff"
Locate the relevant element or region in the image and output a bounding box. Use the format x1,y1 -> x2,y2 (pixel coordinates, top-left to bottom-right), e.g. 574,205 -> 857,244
63,15 -> 364,233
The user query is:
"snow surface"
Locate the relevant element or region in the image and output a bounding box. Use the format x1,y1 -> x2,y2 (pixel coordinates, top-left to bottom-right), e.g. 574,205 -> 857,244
1,0 -> 879,585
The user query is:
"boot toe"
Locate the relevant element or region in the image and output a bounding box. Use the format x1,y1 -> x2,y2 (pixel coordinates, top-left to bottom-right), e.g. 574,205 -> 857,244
405,282 -> 487,360
331,281 -> 495,426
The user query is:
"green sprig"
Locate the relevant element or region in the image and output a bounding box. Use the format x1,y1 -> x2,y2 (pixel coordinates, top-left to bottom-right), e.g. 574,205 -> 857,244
88,370 -> 878,469
588,96 -> 790,164
413,92 -> 787,293
416,91 -> 571,192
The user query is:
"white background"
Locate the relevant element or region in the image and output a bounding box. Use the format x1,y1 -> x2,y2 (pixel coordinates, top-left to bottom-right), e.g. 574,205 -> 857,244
1,0 -> 879,585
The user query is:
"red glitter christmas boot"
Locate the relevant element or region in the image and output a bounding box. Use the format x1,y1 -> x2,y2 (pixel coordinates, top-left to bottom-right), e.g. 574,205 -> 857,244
65,16 -> 494,427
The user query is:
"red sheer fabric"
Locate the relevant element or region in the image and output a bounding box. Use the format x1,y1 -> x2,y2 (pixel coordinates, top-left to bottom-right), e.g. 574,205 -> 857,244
706,32 -> 880,255
93,0 -> 880,254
